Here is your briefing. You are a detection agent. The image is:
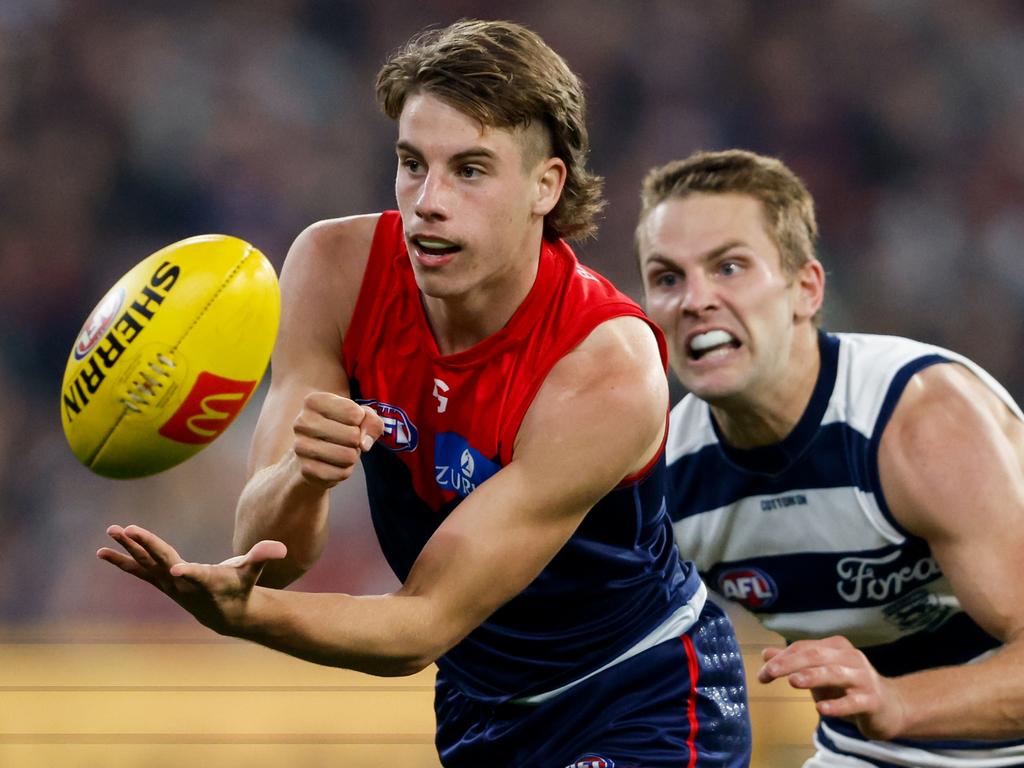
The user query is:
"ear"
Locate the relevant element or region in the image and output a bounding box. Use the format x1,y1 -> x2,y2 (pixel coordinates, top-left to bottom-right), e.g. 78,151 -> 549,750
531,156 -> 567,217
793,258 -> 825,322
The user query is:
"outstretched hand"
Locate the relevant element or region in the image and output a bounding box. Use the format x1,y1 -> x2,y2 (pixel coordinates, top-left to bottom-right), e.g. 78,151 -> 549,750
758,635 -> 909,741
97,524 -> 287,635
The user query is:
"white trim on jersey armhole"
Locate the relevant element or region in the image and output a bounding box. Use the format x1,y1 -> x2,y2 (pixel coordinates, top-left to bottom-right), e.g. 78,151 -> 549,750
666,395 -> 716,466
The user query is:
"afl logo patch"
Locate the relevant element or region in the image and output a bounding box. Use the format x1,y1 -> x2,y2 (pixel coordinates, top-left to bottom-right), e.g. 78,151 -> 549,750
718,567 -> 778,610
356,399 -> 418,452
74,287 -> 125,360
566,757 -> 614,768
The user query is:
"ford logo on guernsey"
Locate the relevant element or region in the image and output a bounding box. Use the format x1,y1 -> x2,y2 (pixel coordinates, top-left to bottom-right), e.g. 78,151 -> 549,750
565,756 -> 614,768
718,567 -> 778,610
356,399 -> 418,452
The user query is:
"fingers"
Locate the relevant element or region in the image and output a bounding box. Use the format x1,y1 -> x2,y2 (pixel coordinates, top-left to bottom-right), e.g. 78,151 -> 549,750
293,394 -> 381,485
120,524 -> 185,569
100,524 -> 189,588
299,393 -> 382,448
97,546 -> 155,582
758,636 -> 854,683
756,636 -> 889,726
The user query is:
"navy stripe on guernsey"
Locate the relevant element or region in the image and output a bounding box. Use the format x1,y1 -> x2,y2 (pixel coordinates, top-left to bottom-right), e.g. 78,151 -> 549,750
825,719 -> 1024,754
814,725 -> 910,768
667,331 -> 1024,767
670,420 -> 873,515
866,353 -> 949,538
702,539 -> 938,614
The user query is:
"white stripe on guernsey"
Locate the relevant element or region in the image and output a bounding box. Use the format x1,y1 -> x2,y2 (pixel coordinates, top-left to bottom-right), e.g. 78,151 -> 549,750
833,333 -> 1024,436
819,721 -> 1024,767
665,398 -> 716,464
668,333 -> 1024,469
756,590 -> 960,646
830,333 -> 931,437
673,487 -> 903,567
510,582 -> 708,706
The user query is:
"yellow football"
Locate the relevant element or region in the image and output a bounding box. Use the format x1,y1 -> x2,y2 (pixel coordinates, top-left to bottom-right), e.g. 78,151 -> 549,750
61,234 -> 280,478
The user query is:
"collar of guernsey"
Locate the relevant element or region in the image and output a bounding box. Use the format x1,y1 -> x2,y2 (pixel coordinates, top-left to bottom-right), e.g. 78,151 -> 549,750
380,212 -> 666,368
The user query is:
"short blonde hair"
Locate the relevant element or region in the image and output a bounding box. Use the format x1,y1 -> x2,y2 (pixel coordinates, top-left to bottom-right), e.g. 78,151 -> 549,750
637,149 -> 818,276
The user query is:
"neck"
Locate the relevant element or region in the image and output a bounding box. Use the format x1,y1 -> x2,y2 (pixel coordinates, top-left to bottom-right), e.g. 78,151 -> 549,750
423,242 -> 543,356
710,327 -> 822,450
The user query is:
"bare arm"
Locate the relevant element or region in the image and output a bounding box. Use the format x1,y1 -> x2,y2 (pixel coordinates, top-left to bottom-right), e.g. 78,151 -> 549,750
232,214 -> 382,587
760,363 -> 1024,740
100,316 -> 668,677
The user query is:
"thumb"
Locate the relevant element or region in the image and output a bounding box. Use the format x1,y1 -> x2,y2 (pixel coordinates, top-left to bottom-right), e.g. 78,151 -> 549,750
359,404 -> 385,451
236,540 -> 288,581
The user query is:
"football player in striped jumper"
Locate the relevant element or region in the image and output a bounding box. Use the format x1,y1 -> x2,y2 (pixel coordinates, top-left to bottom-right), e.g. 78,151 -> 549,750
98,22 -> 752,768
636,148 -> 1024,767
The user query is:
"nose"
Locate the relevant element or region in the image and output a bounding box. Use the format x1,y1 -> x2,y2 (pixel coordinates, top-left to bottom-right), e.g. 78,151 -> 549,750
681,272 -> 718,316
414,170 -> 450,222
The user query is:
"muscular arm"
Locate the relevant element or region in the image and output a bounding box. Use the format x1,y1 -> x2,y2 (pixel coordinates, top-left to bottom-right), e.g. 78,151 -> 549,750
233,215 -> 379,587
106,316 -> 668,677
760,363 -> 1024,740
873,363 -> 1024,739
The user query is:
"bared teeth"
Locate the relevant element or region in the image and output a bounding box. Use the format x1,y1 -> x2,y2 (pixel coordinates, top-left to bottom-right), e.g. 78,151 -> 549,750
414,237 -> 459,255
690,330 -> 735,352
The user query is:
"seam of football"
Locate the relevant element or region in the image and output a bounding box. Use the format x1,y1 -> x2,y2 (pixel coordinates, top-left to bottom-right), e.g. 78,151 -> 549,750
171,244 -> 254,353
87,244 -> 257,474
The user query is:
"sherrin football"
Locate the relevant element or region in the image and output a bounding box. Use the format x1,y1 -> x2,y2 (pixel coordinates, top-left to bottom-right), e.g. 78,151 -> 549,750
61,235 -> 280,478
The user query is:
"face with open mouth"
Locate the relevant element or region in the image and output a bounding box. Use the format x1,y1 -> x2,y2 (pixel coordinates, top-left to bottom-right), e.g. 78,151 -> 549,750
393,92 -> 560,323
639,192 -> 805,403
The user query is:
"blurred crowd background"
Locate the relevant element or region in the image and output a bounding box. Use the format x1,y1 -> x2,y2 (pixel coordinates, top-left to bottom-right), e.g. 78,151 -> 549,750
2,0 -> 1023,630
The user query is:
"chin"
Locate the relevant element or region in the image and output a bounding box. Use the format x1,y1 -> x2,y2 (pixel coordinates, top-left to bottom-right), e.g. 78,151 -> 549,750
411,270 -> 461,299
677,372 -> 745,404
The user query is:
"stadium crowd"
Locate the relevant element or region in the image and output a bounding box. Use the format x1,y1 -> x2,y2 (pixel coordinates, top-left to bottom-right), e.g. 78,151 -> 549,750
2,0 -> 1023,626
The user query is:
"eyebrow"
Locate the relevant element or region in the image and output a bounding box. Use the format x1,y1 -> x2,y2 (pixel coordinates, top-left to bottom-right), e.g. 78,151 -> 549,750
642,240 -> 751,268
395,140 -> 498,163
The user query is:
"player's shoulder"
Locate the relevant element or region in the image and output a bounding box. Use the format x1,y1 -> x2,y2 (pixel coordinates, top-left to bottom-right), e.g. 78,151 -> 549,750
892,363 -> 1016,433
837,330 -> 938,357
275,214 -> 384,342
571,314 -> 663,381
285,213 -> 382,273
520,314 -> 668,477
537,315 -> 666,423
280,213 -> 381,297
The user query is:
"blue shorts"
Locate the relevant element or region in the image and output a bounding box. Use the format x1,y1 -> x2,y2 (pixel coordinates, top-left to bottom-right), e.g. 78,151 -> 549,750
434,600 -> 752,767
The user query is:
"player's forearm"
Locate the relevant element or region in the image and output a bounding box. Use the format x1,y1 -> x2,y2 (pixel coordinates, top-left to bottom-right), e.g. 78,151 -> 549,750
234,454 -> 330,586
892,638 -> 1024,739
237,587 -> 446,677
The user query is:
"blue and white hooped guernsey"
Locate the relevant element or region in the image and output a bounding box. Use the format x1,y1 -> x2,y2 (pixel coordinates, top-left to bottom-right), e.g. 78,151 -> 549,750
667,331 -> 1024,767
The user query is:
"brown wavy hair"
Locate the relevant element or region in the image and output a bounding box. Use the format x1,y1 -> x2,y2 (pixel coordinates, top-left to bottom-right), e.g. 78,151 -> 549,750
376,19 -> 604,241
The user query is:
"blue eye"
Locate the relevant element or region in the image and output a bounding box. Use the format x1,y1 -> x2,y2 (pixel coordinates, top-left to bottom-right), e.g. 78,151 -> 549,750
654,273 -> 679,288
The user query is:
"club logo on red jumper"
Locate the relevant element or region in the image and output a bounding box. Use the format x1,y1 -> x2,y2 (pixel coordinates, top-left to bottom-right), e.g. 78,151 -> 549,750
74,287 -> 125,360
718,567 -> 778,609
356,398 -> 418,452
158,372 -> 256,444
566,757 -> 614,768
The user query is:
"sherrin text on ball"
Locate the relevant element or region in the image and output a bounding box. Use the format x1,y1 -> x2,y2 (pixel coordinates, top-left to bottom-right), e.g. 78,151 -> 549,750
61,234 -> 280,478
